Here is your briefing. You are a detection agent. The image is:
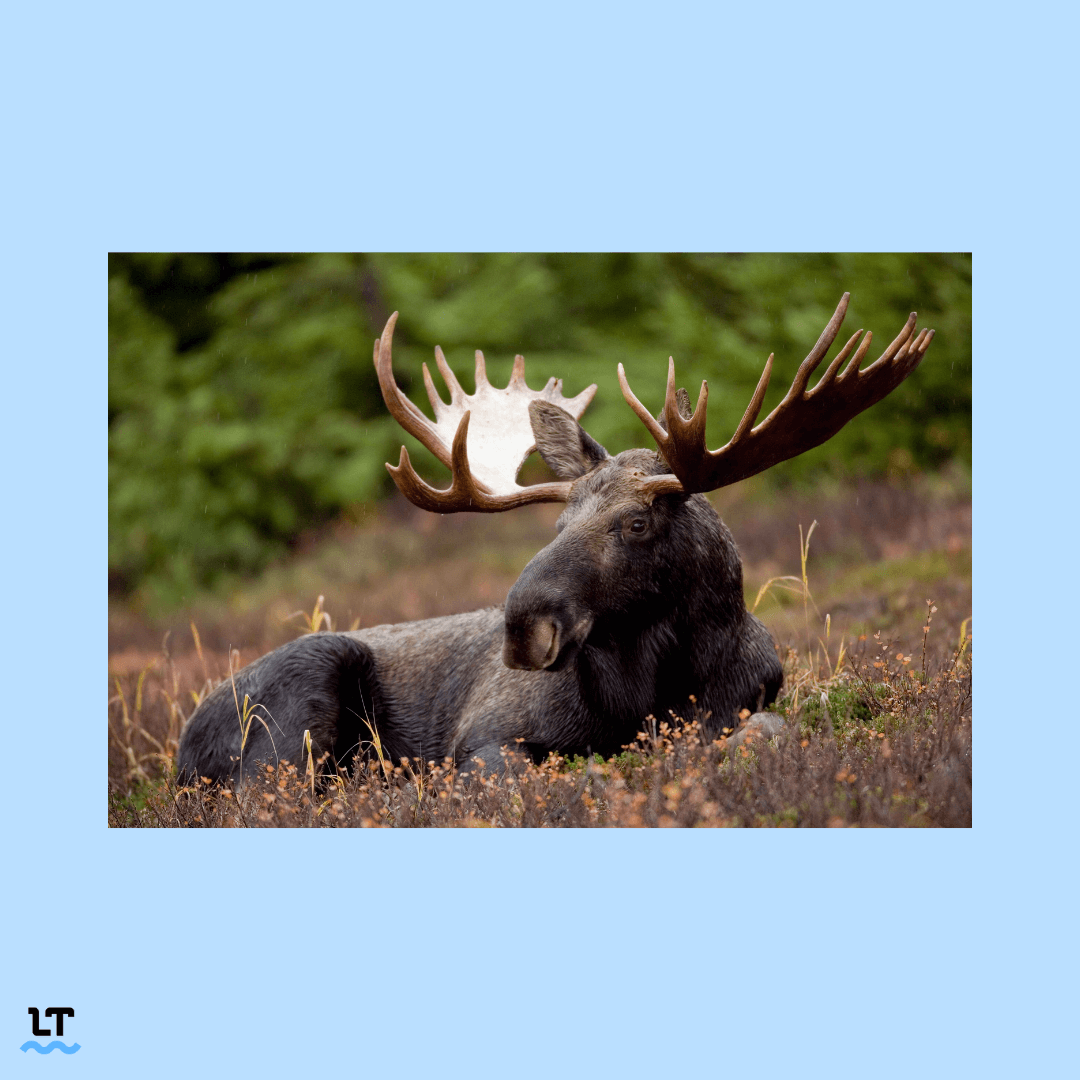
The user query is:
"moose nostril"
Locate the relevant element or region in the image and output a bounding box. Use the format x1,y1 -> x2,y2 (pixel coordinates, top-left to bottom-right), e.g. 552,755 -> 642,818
539,621 -> 560,668
503,618 -> 562,671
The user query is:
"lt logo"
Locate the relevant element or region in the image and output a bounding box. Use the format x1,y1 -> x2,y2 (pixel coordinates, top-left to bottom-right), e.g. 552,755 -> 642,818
21,1007 -> 80,1055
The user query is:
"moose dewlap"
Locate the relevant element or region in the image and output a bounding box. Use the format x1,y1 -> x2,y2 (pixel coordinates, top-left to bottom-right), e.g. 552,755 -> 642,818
176,295 -> 933,784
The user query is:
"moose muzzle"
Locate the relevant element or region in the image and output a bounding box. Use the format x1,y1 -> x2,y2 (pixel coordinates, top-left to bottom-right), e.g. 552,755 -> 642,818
502,551 -> 596,671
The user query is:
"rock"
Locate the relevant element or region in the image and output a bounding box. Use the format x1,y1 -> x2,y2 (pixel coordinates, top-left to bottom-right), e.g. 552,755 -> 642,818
727,711 -> 786,751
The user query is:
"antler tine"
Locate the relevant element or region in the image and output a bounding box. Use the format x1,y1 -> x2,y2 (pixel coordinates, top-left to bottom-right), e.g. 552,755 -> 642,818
840,330 -> 874,380
662,357 -> 678,427
509,355 -> 527,387
786,292 -> 850,400
890,327 -> 933,382
475,349 -> 490,389
433,345 -> 466,406
809,329 -> 864,396
617,363 -> 668,447
386,412 -> 488,511
867,311 -> 917,369
893,328 -> 922,366
422,362 -> 450,421
373,313 -> 448,464
640,472 -> 690,497
373,333 -> 427,426
387,446 -> 460,513
730,354 -> 772,443
902,326 -> 932,361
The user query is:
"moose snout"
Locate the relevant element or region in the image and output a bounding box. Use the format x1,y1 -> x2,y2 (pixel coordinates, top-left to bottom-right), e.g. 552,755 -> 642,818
503,571 -> 596,671
503,538 -> 597,671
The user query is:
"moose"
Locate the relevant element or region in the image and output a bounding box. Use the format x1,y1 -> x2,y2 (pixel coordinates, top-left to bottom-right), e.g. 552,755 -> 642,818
176,293 -> 934,783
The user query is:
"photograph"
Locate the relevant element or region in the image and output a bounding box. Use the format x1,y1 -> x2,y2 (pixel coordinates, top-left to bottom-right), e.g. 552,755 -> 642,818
108,252 -> 972,828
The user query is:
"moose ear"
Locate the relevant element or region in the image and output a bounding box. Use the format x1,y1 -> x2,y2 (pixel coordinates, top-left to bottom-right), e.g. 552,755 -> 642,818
528,401 -> 609,480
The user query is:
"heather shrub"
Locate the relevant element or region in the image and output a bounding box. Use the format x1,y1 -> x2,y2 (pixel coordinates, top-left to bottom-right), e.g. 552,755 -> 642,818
109,633 -> 971,829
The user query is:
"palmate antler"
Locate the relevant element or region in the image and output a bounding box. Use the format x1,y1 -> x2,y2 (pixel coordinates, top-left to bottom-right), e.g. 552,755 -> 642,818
618,292 -> 935,493
373,312 -> 597,511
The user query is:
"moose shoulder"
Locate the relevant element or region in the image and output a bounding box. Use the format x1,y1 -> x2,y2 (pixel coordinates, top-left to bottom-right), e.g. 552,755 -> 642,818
176,294 -> 933,784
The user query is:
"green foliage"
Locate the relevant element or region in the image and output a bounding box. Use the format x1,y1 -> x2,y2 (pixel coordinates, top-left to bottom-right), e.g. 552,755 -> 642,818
109,253 -> 971,609
791,684 -> 876,739
610,750 -> 644,778
110,773 -> 174,816
109,255 -> 398,606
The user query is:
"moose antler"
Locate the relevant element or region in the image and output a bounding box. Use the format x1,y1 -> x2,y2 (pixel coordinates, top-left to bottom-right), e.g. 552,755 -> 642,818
617,292 -> 934,493
374,312 -> 597,512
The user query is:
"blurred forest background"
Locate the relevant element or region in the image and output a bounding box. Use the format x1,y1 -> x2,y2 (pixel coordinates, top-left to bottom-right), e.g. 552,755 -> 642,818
109,253 -> 971,614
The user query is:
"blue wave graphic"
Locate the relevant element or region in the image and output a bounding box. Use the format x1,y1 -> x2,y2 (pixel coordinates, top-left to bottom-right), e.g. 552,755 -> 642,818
20,1040 -> 81,1054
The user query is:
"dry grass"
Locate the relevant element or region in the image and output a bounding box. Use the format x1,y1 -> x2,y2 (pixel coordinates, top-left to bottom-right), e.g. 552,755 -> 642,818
108,606 -> 971,828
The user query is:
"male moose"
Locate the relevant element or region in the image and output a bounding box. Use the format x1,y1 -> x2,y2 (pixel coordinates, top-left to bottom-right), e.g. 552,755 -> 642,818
176,293 -> 934,783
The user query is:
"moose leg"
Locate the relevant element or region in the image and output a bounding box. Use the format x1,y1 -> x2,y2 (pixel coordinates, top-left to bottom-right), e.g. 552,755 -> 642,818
176,633 -> 388,785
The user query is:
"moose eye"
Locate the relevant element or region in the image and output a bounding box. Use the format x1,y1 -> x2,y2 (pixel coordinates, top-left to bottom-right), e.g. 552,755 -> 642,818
629,519 -> 647,535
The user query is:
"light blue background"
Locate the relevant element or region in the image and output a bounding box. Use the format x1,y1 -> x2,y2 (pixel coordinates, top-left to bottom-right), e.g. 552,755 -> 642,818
3,1 -> 1072,1076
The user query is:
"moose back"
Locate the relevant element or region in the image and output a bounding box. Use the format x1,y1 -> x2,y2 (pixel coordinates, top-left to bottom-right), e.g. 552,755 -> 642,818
176,295 -> 933,782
